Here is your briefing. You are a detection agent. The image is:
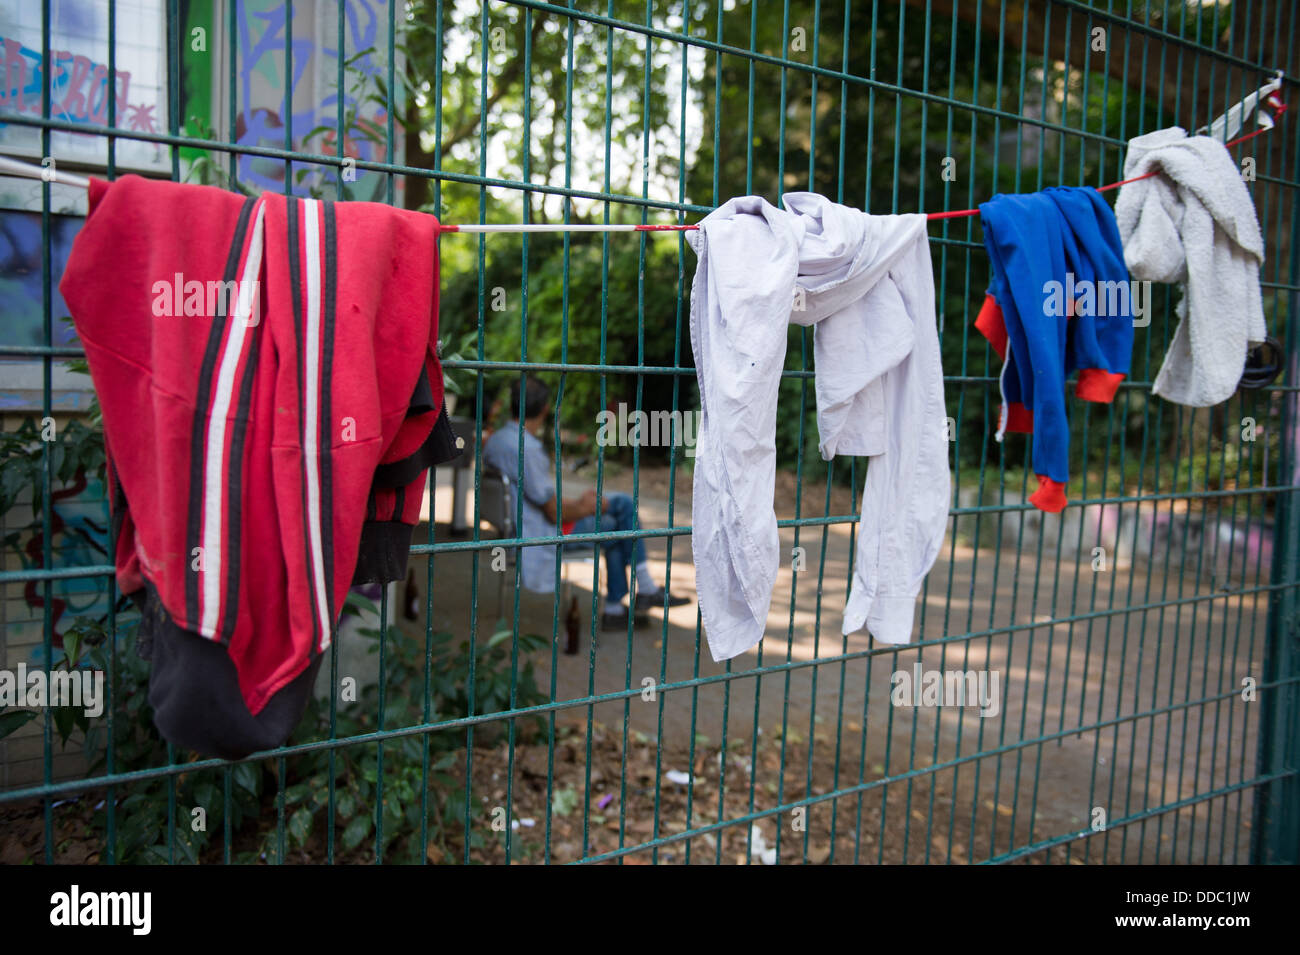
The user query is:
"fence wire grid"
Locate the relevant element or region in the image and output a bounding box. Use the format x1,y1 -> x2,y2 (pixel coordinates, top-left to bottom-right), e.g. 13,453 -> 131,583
0,0 -> 1298,866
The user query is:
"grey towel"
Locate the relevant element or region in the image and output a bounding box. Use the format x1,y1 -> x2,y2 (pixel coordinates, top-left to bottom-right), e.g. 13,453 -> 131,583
1115,126 -> 1266,406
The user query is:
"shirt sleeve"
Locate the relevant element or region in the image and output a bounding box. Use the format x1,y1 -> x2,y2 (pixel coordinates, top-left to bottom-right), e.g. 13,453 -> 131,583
841,228 -> 951,643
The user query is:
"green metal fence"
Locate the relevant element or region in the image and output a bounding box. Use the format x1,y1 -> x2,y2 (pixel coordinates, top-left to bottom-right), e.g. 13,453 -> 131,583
1,0 -> 1298,865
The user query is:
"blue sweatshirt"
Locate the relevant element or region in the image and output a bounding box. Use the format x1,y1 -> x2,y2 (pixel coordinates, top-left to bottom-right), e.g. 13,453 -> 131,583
976,186 -> 1135,512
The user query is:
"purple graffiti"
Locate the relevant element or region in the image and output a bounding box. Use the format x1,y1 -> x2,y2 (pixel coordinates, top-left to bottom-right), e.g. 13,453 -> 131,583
0,36 -> 133,126
233,0 -> 392,195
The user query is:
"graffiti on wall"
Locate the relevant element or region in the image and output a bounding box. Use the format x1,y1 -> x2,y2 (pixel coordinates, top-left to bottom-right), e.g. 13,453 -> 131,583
0,210 -> 82,357
0,37 -> 142,128
232,0 -> 400,200
0,0 -> 168,170
5,473 -> 112,667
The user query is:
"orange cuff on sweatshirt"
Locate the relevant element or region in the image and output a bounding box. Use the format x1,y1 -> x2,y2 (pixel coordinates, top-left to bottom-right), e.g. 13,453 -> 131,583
975,294 -> 1008,359
1029,475 -> 1068,513
1002,402 -> 1034,433
1076,368 -> 1125,403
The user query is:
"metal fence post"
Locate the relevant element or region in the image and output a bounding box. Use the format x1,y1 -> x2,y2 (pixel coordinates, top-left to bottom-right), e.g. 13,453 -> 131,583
1252,121 -> 1300,866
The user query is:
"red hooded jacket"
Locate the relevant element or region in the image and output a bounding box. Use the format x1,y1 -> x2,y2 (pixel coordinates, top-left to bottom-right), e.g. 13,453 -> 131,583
60,175 -> 459,757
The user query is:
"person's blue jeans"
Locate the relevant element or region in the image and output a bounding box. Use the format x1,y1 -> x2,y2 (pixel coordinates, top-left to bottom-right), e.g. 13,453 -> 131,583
565,492 -> 647,603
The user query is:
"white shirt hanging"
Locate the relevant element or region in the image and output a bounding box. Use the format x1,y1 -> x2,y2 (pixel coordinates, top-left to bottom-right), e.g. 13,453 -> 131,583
686,192 -> 951,662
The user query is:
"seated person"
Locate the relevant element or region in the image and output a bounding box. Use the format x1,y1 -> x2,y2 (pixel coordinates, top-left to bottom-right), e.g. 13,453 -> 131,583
482,378 -> 690,631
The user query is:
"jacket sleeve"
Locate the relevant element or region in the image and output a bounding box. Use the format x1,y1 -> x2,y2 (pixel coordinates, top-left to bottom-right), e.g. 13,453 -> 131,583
687,197 -> 803,663
841,229 -> 951,643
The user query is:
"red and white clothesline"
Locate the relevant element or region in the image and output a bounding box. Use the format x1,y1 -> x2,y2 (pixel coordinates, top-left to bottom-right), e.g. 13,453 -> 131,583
0,85 -> 1285,234
452,108 -> 1286,230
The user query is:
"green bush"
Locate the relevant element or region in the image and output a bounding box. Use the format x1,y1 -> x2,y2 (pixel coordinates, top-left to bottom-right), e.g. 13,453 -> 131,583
20,601 -> 550,864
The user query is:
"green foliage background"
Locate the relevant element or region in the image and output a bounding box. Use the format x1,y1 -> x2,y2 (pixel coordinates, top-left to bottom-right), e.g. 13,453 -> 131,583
410,0 -> 1282,491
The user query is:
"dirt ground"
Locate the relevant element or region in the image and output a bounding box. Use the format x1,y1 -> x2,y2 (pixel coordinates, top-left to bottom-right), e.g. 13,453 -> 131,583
407,461 -> 1270,863
0,462 -> 1269,864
